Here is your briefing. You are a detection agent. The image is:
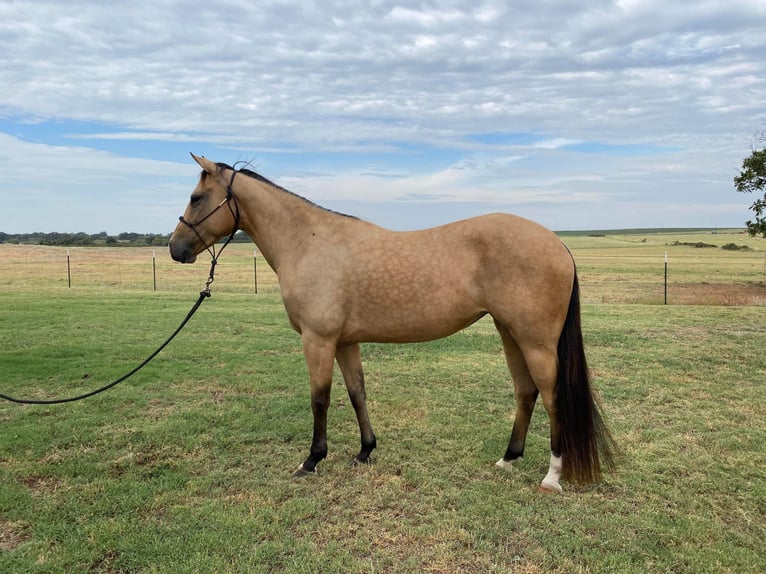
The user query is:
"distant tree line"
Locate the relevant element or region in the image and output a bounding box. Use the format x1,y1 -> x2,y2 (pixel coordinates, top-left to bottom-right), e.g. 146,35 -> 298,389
0,230 -> 253,247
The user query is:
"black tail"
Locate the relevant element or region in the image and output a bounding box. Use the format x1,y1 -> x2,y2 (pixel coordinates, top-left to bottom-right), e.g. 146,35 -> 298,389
556,272 -> 616,484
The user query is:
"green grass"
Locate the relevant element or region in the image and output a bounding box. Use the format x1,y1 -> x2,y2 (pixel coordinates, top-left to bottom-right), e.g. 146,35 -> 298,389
1,286 -> 765,573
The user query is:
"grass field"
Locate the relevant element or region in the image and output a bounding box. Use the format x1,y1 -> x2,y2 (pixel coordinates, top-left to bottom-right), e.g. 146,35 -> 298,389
1,230 -> 765,573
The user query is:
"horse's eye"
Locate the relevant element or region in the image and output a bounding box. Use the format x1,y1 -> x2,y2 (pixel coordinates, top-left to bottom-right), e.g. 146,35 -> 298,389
190,195 -> 202,206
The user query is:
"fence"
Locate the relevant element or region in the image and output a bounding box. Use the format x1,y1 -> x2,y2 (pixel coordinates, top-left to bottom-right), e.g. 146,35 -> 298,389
1,243 -> 764,305
0,244 -> 280,294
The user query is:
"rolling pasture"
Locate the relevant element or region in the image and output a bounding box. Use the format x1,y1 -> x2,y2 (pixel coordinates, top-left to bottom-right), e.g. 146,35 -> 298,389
1,229 -> 764,573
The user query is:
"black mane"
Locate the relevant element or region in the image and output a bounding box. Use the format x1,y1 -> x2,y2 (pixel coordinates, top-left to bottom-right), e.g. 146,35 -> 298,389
215,162 -> 358,220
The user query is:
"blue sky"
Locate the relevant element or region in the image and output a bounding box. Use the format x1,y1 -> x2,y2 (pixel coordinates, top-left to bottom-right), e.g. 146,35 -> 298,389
1,1 -> 765,233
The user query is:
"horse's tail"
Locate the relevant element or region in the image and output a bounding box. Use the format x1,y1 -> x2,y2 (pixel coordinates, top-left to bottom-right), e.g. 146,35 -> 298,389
556,271 -> 616,484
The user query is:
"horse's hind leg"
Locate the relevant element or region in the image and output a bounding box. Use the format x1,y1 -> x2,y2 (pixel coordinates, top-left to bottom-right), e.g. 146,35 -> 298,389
495,322 -> 564,491
336,343 -> 377,465
494,320 -> 539,472
521,344 -> 563,492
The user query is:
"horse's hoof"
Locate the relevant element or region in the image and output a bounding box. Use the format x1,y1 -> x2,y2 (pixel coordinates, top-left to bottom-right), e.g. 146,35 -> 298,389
495,458 -> 515,472
351,456 -> 372,467
291,464 -> 317,479
538,481 -> 563,493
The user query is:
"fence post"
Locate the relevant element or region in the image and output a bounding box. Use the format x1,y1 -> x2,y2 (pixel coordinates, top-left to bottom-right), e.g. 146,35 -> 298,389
152,250 -> 157,291
253,250 -> 258,294
664,251 -> 668,305
67,249 -> 71,288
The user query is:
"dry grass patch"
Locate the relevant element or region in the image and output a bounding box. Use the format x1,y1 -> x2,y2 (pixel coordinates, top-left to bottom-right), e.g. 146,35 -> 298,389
666,282 -> 766,305
0,520 -> 31,552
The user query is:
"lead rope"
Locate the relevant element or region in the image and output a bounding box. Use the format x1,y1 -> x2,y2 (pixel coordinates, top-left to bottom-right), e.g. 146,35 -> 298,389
1,292 -> 208,405
0,172 -> 241,406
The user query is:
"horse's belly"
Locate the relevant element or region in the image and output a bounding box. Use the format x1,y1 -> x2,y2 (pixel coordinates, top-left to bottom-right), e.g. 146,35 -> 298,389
344,297 -> 485,344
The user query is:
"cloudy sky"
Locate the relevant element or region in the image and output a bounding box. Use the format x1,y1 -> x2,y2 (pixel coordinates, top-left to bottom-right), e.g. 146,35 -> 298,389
1,0 -> 765,234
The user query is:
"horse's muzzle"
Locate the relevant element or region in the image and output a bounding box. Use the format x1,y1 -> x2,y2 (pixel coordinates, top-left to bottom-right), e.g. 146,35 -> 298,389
169,239 -> 197,264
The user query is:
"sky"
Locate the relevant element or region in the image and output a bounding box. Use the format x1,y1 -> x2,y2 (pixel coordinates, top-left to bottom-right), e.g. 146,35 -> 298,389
1,0 -> 765,234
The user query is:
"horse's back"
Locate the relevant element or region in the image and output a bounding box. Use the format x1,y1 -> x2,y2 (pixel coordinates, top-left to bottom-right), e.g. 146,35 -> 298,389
390,212 -> 573,297
324,213 -> 574,344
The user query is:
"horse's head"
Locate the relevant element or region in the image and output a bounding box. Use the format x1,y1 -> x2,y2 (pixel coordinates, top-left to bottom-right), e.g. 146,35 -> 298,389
169,154 -> 238,264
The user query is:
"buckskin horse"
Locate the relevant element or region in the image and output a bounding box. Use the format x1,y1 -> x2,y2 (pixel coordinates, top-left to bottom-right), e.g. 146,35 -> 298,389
169,154 -> 615,492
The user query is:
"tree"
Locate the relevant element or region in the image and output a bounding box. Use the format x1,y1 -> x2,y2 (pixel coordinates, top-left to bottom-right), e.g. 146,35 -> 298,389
734,130 -> 766,237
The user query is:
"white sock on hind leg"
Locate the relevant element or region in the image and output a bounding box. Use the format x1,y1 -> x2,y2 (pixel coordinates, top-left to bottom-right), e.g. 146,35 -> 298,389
540,453 -> 563,492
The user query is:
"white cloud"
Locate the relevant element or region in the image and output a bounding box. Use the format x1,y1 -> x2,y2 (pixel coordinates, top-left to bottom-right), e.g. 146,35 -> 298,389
0,133 -> 188,184
0,133 -> 193,232
0,0 -> 764,232
533,139 -> 580,150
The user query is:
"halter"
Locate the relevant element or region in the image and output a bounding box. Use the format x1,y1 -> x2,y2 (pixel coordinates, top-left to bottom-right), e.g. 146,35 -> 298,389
178,167 -> 241,295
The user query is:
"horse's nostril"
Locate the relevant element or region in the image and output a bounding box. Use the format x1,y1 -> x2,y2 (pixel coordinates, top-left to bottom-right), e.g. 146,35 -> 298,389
169,240 -> 193,263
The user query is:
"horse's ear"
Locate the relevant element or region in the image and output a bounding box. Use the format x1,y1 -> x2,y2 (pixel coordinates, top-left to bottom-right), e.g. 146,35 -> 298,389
190,153 -> 218,175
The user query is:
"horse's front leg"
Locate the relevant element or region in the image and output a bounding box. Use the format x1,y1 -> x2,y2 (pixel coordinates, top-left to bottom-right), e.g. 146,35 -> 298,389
336,343 -> 377,465
292,331 -> 337,478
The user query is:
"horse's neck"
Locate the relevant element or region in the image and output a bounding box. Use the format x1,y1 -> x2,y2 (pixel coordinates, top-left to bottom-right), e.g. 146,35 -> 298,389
237,179 -> 318,271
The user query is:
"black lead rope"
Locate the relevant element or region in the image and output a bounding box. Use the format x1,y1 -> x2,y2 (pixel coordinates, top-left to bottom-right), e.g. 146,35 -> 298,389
0,171 -> 241,406
0,290 -> 210,405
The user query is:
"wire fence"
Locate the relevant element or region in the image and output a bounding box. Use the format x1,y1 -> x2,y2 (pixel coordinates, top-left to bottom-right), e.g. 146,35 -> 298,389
0,244 -> 280,294
1,243 -> 764,305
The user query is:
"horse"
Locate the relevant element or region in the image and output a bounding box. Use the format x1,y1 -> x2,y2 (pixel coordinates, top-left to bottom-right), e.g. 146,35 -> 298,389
169,154 -> 615,492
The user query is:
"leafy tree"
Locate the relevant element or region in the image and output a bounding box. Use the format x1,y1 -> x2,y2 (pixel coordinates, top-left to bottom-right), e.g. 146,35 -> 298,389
734,130 -> 766,237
